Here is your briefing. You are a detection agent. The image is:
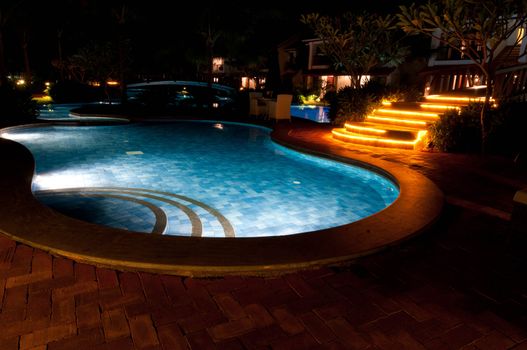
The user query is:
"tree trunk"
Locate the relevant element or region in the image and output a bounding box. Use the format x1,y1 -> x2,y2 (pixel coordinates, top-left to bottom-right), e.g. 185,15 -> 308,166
22,30 -> 31,83
481,71 -> 493,155
0,28 -> 7,86
57,29 -> 64,80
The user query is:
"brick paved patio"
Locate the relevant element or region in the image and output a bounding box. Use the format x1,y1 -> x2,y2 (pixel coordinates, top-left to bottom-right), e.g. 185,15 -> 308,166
1,119 -> 527,349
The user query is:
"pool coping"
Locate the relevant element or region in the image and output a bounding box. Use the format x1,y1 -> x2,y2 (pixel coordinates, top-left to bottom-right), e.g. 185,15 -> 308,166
0,119 -> 443,277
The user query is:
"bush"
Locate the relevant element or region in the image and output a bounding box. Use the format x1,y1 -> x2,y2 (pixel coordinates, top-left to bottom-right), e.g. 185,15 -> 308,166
0,83 -> 38,123
486,100 -> 527,157
49,80 -> 105,103
428,103 -> 483,152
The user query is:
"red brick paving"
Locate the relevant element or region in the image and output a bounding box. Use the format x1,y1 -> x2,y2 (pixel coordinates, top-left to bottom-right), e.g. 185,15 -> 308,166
1,121 -> 527,349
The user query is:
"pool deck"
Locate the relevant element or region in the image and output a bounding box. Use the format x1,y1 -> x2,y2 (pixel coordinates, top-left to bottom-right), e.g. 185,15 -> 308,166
0,117 -> 527,348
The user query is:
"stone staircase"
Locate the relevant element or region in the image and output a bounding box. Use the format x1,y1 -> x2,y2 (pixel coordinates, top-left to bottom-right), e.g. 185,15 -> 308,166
331,94 -> 488,150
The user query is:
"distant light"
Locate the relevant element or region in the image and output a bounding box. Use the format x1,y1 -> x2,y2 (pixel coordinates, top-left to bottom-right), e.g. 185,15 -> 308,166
213,123 -> 223,130
91,82 -> 101,87
16,79 -> 26,86
212,102 -> 219,108
213,77 -> 219,83
107,80 -> 119,86
45,82 -> 51,87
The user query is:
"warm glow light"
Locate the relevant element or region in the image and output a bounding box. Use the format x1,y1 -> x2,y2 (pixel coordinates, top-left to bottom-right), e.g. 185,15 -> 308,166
213,77 -> 219,83
45,82 -> 51,87
107,81 -> 119,86
213,123 -> 224,130
332,129 -> 417,146
425,95 -> 495,103
419,103 -> 460,110
16,79 -> 26,86
344,123 -> 386,134
375,109 -> 438,118
381,101 -> 392,106
367,115 -> 428,126
212,102 -> 219,108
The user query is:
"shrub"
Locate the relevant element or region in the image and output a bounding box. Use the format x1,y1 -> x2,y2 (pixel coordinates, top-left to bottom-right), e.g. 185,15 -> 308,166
49,80 -> 105,103
332,86 -> 379,125
0,83 -> 38,123
486,100 -> 527,157
428,103 -> 483,152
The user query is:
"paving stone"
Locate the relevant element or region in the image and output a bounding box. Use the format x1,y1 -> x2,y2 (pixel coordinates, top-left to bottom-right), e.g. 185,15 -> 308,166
140,273 -> 169,306
75,263 -> 96,282
76,303 -> 101,330
27,289 -> 52,321
101,308 -> 130,341
129,314 -> 160,349
161,275 -> 191,306
300,312 -> 336,344
0,337 -> 19,350
205,276 -> 247,295
157,323 -> 188,350
96,268 -> 119,290
471,329 -> 516,350
284,274 -> 319,298
239,325 -> 287,348
186,330 -> 216,350
270,331 -> 319,350
271,308 -> 305,335
244,304 -> 274,328
214,293 -> 246,320
53,281 -> 98,301
436,323 -> 483,349
52,296 -> 76,324
53,257 -> 74,279
19,322 -> 76,349
150,303 -> 197,327
120,272 -> 144,297
47,327 -> 105,350
326,317 -> 369,349
208,317 -> 255,341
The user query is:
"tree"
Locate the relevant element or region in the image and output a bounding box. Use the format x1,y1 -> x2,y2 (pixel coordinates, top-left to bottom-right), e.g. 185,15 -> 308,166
300,12 -> 406,89
398,0 -> 527,152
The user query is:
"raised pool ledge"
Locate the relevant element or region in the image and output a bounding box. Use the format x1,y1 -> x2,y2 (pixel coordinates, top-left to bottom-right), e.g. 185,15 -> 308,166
0,125 -> 443,277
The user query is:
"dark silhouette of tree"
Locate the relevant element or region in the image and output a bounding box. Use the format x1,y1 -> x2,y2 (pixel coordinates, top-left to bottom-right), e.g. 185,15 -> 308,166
398,0 -> 527,152
301,12 -> 407,89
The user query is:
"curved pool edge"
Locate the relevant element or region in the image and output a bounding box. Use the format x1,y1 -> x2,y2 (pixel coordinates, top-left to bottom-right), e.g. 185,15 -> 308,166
0,123 -> 443,277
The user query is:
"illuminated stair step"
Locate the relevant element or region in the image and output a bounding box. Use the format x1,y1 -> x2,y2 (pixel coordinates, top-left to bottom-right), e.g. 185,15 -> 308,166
344,122 -> 420,140
366,115 -> 431,127
332,129 -> 418,150
424,95 -> 493,105
372,108 -> 439,121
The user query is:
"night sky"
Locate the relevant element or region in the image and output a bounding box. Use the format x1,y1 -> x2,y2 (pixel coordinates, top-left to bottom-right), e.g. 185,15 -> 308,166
1,0 -> 424,82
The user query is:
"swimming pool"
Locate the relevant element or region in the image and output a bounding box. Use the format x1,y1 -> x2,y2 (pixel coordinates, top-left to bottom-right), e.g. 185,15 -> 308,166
2,121 -> 398,238
290,105 -> 330,123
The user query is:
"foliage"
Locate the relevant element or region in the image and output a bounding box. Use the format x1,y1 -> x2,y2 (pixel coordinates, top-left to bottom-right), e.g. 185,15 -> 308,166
301,12 -> 407,89
59,41 -> 126,84
0,83 -> 38,122
428,103 -> 485,152
485,100 -> 527,157
398,0 -> 527,149
48,80 -> 108,103
330,80 -> 399,125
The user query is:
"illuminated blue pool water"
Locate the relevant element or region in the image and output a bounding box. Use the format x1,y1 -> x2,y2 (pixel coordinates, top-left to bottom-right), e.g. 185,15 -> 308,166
2,122 -> 398,237
290,105 -> 330,123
